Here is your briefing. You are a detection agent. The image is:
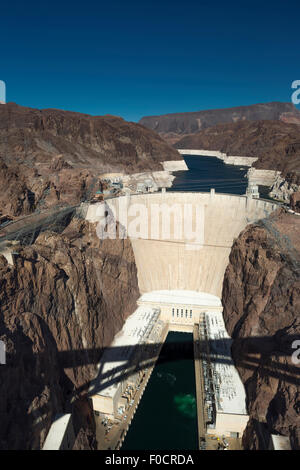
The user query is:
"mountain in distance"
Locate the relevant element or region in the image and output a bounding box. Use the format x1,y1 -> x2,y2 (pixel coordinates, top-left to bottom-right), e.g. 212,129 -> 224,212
139,102 -> 300,144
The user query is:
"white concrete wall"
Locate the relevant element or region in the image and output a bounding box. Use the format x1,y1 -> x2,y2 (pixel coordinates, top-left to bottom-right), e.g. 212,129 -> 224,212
1,250 -> 14,265
86,192 -> 278,298
42,414 -> 75,450
247,168 -> 281,186
178,149 -> 227,158
138,291 -> 223,327
161,160 -> 188,171
207,413 -> 249,437
91,394 -> 114,417
223,156 -> 258,166
0,241 -> 20,266
169,324 -> 194,333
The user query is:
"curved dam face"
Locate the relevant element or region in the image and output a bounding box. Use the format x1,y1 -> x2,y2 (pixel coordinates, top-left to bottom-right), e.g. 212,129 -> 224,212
85,192 -> 279,298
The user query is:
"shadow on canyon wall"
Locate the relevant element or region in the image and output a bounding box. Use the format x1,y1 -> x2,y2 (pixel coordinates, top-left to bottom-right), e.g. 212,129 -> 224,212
2,333 -> 299,449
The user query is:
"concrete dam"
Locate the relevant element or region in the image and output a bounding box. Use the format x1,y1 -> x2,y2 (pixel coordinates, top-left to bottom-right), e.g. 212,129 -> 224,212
84,191 -> 279,448
86,191 -> 279,298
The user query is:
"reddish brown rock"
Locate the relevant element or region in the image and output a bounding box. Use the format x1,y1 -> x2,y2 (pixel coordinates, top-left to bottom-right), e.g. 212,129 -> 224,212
0,157 -> 35,216
290,192 -> 300,213
0,217 -> 140,449
49,155 -> 73,171
0,103 -> 181,218
0,102 -> 181,173
222,210 -> 300,449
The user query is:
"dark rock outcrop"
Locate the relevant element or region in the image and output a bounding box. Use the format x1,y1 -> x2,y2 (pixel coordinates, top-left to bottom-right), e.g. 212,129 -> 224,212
290,192 -> 300,213
0,157 -> 36,216
222,210 -> 300,449
0,217 -> 140,449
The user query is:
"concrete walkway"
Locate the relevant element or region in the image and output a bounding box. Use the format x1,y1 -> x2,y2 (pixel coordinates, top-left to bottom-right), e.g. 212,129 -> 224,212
193,324 -> 206,447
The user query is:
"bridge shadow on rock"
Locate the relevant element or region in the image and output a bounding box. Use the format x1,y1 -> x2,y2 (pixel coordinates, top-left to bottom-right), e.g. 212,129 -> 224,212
3,332 -> 299,449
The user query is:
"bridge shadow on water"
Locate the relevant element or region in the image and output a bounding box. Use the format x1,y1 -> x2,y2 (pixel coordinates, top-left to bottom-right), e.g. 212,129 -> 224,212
5,333 -> 297,398
85,334 -> 300,397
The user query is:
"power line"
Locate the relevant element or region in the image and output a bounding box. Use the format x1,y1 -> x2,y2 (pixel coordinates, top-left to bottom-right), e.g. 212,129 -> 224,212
129,236 -> 233,249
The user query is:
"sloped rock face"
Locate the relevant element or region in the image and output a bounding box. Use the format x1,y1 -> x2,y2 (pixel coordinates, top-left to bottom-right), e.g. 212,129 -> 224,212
0,217 -> 139,449
222,211 -> 300,449
0,103 -> 181,218
0,103 -> 180,173
0,154 -> 97,217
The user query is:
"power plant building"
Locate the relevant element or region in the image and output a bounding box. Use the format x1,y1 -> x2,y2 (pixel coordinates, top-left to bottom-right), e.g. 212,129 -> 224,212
138,290 -> 223,327
199,310 -> 249,437
90,287 -> 249,438
90,306 -> 163,418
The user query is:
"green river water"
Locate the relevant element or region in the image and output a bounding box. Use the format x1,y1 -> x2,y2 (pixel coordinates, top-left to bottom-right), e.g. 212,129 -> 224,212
122,332 -> 198,450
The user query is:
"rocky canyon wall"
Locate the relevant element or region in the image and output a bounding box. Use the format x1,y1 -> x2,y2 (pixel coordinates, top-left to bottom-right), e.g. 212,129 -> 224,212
222,210 -> 300,449
0,216 -> 140,449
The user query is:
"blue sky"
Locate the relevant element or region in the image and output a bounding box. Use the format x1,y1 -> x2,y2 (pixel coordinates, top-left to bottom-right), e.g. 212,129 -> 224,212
1,0 -> 300,121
